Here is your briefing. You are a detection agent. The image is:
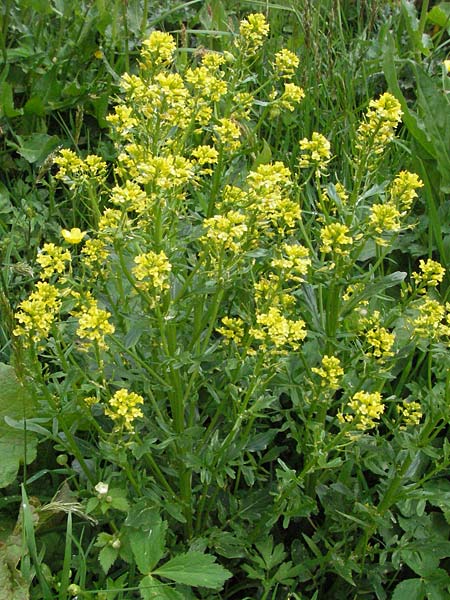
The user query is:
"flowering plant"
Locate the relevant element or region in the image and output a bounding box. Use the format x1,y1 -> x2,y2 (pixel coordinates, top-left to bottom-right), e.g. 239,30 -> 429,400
8,12 -> 450,599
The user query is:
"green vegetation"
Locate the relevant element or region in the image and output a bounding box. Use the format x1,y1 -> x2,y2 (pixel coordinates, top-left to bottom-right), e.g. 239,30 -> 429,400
1,1 -> 450,598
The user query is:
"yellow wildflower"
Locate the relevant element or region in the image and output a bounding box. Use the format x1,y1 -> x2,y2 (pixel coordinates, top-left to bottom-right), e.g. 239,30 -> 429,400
412,259 -> 445,290
399,400 -> 422,428
273,49 -> 299,78
140,31 -> 176,67
104,389 -> 144,431
132,251 -> 171,297
339,391 -> 385,431
36,243 -> 71,279
61,228 -> 86,244
356,92 -> 402,157
390,171 -> 423,211
250,307 -> 306,353
217,317 -> 245,345
75,300 -> 115,350
299,132 -> 331,170
236,13 -> 270,55
13,282 -> 61,343
320,223 -> 352,255
312,355 -> 344,391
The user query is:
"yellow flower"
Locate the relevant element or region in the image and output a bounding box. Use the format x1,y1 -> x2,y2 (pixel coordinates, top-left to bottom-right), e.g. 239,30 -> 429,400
320,223 -> 352,255
390,171 -> 423,211
132,251 -> 172,299
412,259 -> 445,290
104,389 -> 144,431
356,92 -> 402,158
339,391 -> 385,431
75,300 -> 115,350
273,49 -> 299,78
13,282 -> 61,343
399,400 -> 422,428
444,59 -> 450,73
236,13 -> 270,55
217,317 -> 245,345
312,355 -> 344,390
61,228 -> 86,244
299,132 -> 331,170
36,243 -> 71,279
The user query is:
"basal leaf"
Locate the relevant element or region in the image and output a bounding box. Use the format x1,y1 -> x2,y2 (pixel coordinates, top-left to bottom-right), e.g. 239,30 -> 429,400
153,552 -> 232,590
129,515 -> 167,574
392,578 -> 426,600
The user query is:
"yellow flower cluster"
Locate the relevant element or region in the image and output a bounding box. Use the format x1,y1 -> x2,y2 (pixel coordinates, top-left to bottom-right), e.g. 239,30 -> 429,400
250,307 -> 306,353
369,203 -> 402,244
273,49 -> 299,78
311,355 -> 344,391
390,171 -> 423,211
202,211 -> 248,253
247,162 -> 301,233
13,282 -> 61,343
412,259 -> 445,290
338,391 -> 385,431
81,238 -> 109,269
216,317 -> 245,345
36,243 -> 71,279
104,389 -> 144,431
214,118 -> 241,151
320,223 -> 353,255
366,326 -> 395,361
236,13 -> 270,55
140,30 -> 176,67
54,150 -> 107,189
356,92 -> 402,157
75,300 -> 115,350
271,244 -> 311,282
399,400 -> 422,428
132,251 -> 172,297
411,297 -> 450,340
299,132 -> 331,170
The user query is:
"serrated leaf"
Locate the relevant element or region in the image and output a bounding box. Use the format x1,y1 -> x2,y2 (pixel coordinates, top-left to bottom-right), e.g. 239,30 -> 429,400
153,552 -> 232,590
392,578 -> 426,600
99,545 -> 118,575
0,364 -> 38,488
139,575 -> 183,600
129,515 -> 167,574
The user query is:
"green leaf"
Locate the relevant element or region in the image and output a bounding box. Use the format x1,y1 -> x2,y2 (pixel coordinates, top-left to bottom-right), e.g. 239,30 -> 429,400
12,134 -> 60,164
392,578 -> 426,600
153,552 -> 232,590
139,575 -> 184,600
0,364 -> 38,488
0,82 -> 22,118
427,3 -> 450,30
99,545 -> 118,575
129,514 -> 167,574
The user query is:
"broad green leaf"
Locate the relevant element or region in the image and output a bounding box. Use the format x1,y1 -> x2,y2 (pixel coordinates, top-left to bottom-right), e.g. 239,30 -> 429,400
153,552 -> 232,590
427,3 -> 450,30
99,545 -> 118,575
0,82 -> 22,118
13,134 -> 60,164
0,364 -> 38,488
139,575 -> 183,600
392,578 -> 426,600
129,514 -> 167,574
